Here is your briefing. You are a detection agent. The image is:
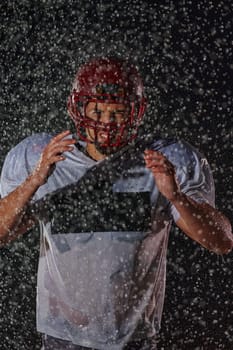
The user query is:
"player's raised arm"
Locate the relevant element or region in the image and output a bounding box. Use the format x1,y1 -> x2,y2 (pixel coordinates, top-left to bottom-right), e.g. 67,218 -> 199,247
144,149 -> 233,255
0,130 -> 76,246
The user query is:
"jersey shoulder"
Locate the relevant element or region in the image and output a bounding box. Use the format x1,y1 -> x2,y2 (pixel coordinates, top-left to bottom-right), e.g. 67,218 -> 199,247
7,132 -> 53,157
1,133 -> 53,187
150,138 -> 207,168
4,133 -> 53,169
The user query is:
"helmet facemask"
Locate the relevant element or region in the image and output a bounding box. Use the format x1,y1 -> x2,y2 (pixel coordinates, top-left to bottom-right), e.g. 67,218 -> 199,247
67,58 -> 146,154
68,93 -> 146,153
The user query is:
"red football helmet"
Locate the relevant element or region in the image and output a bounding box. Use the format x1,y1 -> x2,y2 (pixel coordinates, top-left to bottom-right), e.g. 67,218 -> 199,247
67,57 -> 146,149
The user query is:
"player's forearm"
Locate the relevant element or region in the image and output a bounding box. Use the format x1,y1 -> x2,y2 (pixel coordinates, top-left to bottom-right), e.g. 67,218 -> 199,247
0,131 -> 76,246
0,173 -> 40,244
172,193 -> 233,254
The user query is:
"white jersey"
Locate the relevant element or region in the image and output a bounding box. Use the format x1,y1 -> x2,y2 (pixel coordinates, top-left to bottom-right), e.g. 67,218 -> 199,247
0,133 -> 215,350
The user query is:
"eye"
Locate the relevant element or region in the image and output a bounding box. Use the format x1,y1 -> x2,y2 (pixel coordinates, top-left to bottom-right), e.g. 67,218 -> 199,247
91,110 -> 102,120
113,112 -> 127,122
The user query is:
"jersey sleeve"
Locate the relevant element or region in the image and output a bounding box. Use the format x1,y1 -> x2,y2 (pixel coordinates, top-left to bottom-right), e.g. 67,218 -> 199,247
0,133 -> 52,199
161,140 -> 215,223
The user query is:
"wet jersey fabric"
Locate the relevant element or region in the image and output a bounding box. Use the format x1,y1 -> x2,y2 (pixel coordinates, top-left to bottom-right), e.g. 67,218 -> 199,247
0,133 -> 215,350
42,333 -> 158,349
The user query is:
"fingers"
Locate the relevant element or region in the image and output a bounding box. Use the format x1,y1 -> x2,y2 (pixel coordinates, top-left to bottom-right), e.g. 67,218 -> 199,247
144,150 -> 175,175
32,131 -> 76,186
43,131 -> 76,163
46,144 -> 74,160
48,130 -> 76,150
51,130 -> 72,142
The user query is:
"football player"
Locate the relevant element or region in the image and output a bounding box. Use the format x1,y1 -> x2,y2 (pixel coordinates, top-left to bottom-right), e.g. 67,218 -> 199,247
0,57 -> 232,350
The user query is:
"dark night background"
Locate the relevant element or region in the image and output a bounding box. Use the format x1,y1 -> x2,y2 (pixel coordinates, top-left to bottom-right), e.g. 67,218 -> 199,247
0,0 -> 232,349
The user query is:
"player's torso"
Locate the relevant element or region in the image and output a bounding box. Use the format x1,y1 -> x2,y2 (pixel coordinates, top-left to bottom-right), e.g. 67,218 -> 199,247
35,140 -> 169,236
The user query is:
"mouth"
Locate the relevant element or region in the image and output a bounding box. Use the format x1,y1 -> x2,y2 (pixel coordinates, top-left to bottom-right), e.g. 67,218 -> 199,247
98,132 -> 109,142
97,130 -> 119,146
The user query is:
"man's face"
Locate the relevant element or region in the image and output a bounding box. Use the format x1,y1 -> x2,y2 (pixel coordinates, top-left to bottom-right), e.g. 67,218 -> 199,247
84,101 -> 130,155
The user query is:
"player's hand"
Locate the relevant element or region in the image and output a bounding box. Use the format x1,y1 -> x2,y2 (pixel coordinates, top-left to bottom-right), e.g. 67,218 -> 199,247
31,130 -> 76,186
144,149 -> 180,202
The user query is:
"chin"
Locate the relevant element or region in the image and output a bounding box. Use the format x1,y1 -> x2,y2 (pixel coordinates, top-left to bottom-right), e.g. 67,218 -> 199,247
95,143 -> 122,156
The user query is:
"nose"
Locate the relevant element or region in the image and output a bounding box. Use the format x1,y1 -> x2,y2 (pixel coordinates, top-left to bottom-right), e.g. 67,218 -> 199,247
100,111 -> 116,123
